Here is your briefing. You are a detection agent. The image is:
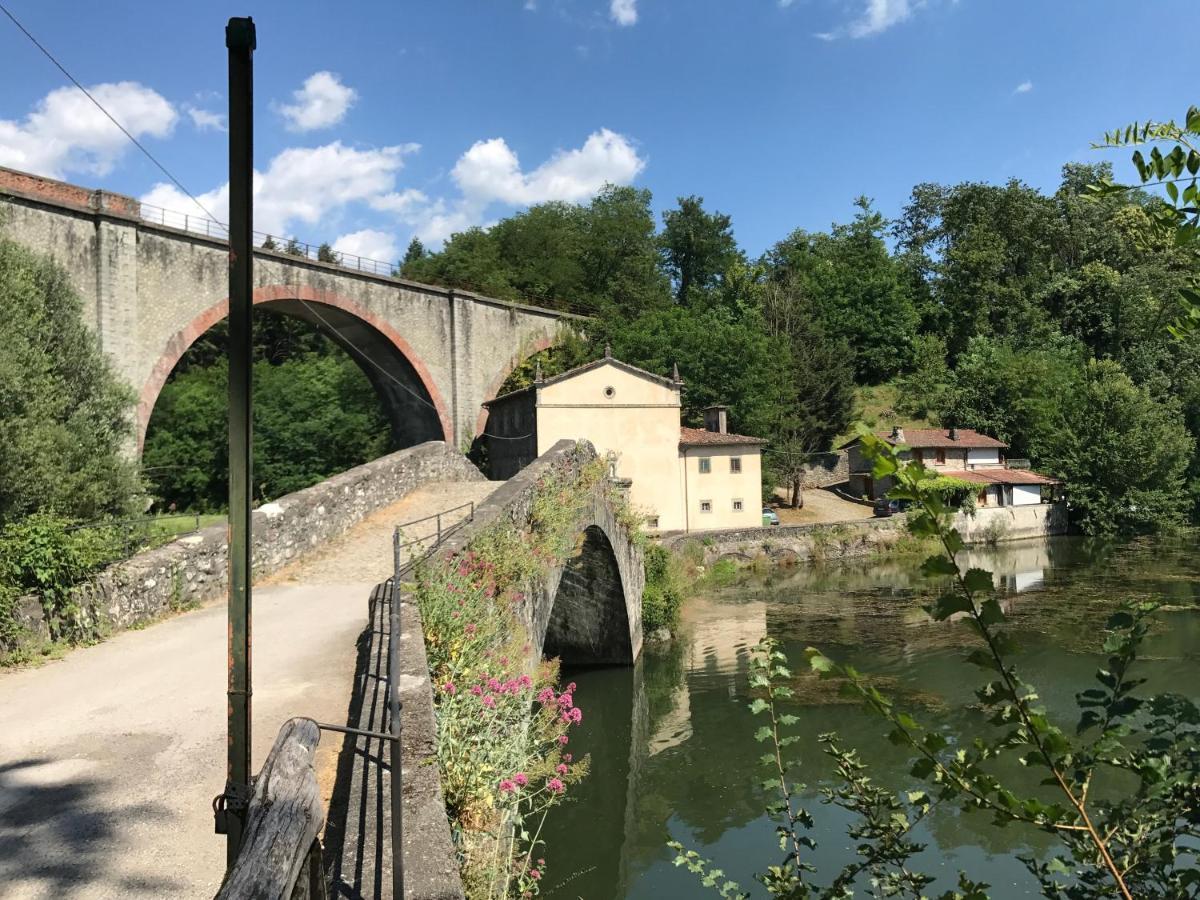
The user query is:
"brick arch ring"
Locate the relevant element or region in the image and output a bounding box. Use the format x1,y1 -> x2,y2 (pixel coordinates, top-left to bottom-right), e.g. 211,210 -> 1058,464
136,284 -> 454,454
474,335 -> 557,438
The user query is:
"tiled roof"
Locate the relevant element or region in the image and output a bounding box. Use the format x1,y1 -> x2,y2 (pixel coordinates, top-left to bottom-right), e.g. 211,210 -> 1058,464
680,426 -> 767,447
940,468 -> 1060,486
877,428 -> 1007,449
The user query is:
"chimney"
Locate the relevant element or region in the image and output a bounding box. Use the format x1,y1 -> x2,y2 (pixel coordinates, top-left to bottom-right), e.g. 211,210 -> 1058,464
672,361 -> 682,384
704,405 -> 728,434
891,426 -> 905,444
949,426 -> 958,441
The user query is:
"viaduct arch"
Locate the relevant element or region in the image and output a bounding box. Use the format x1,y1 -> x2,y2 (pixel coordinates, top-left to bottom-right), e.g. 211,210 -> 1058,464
0,166 -> 581,454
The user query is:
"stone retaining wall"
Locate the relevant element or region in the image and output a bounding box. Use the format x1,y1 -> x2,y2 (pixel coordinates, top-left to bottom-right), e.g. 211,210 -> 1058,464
659,502 -> 1069,567
7,442 -> 483,650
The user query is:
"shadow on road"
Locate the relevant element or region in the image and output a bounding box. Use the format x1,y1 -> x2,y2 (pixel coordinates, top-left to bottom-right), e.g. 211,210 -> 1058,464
0,757 -> 182,898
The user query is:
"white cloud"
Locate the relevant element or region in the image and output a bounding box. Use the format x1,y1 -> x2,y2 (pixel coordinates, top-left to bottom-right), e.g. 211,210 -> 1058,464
0,81 -> 176,179
185,106 -> 226,132
610,0 -> 638,26
452,128 -> 644,206
141,140 -> 419,237
276,71 -> 357,132
333,228 -> 399,263
1014,80 -> 1033,94
816,0 -> 917,40
370,128 -> 644,246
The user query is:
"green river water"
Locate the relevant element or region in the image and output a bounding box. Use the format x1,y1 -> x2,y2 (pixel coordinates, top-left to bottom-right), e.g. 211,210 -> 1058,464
541,535 -> 1200,899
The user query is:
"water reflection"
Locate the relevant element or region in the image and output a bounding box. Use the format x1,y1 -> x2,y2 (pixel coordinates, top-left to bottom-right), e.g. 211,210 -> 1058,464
541,535 -> 1200,899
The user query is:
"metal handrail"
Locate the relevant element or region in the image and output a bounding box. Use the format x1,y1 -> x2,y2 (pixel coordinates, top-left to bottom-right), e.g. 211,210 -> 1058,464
385,499 -> 476,900
135,200 -> 598,317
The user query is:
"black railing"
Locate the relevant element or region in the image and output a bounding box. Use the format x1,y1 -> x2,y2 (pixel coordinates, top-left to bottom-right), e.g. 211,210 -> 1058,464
66,513 -> 205,559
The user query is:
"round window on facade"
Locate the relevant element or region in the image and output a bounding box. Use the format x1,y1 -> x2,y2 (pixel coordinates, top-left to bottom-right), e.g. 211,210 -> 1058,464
603,385 -> 616,399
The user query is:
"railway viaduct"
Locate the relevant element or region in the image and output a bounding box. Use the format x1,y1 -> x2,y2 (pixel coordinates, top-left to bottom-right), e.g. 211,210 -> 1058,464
0,165 -> 576,452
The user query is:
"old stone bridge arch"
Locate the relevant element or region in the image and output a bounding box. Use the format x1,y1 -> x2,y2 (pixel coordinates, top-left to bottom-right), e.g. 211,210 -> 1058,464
137,286 -> 453,453
0,165 -> 581,454
440,440 -> 645,666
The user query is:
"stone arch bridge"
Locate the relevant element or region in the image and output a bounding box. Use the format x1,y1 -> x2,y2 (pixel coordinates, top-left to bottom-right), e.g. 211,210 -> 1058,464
436,438 -> 645,664
0,166 -> 578,451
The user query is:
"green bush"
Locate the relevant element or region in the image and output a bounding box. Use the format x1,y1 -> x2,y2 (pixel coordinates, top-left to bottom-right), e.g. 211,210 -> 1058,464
0,512 -> 122,642
642,543 -> 685,633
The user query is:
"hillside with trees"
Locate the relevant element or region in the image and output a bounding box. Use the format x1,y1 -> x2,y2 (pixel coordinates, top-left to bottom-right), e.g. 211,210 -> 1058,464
410,161 -> 1199,535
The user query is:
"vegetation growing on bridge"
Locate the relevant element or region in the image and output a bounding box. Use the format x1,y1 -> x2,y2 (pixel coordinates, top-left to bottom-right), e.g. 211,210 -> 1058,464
411,452 -> 612,897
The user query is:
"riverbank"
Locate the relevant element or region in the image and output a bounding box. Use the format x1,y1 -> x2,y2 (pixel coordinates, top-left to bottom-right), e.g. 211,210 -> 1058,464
658,502 -> 1068,570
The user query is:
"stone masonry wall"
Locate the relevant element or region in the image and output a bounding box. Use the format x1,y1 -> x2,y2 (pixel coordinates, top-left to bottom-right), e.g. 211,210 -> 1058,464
8,442 -> 483,649
659,502 -> 1069,567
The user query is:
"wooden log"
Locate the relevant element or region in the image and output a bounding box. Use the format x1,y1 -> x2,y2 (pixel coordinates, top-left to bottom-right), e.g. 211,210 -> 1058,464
216,717 -> 326,900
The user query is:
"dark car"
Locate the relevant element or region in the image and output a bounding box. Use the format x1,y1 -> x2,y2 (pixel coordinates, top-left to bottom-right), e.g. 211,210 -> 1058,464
873,498 -> 902,517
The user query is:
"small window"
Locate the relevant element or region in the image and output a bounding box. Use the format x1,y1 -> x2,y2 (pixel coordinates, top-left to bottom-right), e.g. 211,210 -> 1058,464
699,500 -> 712,513
730,457 -> 742,474
732,499 -> 744,512
935,448 -> 946,464
698,457 -> 712,474
646,516 -> 659,529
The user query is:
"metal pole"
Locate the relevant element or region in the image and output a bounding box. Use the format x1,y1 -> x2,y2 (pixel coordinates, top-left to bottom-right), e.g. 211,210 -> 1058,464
436,513 -> 442,545
224,15 -> 255,870
390,526 -> 405,898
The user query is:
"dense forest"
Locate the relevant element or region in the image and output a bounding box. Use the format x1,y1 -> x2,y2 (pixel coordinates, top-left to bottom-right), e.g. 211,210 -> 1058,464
401,161 -> 1199,535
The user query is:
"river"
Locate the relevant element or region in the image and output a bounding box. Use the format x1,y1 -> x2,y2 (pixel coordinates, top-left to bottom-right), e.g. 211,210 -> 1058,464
541,534 -> 1200,898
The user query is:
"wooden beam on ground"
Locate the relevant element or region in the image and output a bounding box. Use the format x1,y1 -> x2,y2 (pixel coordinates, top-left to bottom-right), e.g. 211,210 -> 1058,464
217,717 -> 326,900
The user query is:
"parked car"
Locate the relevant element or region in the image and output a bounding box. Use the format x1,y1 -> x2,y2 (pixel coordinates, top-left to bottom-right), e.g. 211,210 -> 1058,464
873,498 -> 911,517
762,507 -> 780,526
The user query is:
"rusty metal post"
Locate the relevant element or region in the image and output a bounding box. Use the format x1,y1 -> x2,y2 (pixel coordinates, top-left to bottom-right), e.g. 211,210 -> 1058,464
224,14 -> 256,869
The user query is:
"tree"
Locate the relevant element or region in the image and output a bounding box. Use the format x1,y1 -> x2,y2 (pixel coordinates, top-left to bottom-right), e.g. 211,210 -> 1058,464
893,334 -> 954,422
261,235 -> 279,251
659,195 -> 742,305
316,242 -> 338,263
1041,359 -> 1193,534
760,279 -> 856,507
284,237 -> 306,258
767,199 -> 918,382
0,238 -> 140,523
1091,105 -> 1200,337
401,237 -> 426,274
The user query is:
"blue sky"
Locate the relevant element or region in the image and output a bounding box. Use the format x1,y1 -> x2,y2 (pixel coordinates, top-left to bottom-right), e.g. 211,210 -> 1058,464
0,0 -> 1197,262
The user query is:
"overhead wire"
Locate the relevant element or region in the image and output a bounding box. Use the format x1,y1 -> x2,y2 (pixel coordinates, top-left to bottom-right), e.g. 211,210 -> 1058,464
0,5 -> 587,428
0,1 -> 227,231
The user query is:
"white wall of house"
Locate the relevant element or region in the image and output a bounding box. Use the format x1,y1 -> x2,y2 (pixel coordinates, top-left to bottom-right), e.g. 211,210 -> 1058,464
1011,484 -> 1042,506
967,448 -> 1001,466
680,445 -> 764,532
536,362 -> 686,531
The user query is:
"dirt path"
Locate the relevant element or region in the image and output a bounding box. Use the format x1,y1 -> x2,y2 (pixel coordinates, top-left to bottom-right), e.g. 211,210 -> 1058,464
771,486 -> 875,526
0,479 -> 498,900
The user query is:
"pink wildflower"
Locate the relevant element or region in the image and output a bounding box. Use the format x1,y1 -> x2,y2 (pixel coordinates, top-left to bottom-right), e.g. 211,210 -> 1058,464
450,611 -> 460,619
471,685 -> 483,696
546,777 -> 565,794
537,858 -> 545,866
465,623 -> 477,635
536,687 -> 555,705
558,734 -> 568,745
482,695 -> 496,709
563,753 -> 572,763
500,656 -> 509,666
442,682 -> 456,695
518,674 -> 532,689
567,682 -> 577,693
488,677 -> 502,692
499,779 -> 516,793
557,692 -> 573,708
556,763 -> 568,775
514,772 -> 528,787
529,869 -> 541,881
561,707 -> 582,724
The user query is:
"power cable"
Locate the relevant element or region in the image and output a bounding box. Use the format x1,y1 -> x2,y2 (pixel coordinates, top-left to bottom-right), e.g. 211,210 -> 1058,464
0,0 -> 227,231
